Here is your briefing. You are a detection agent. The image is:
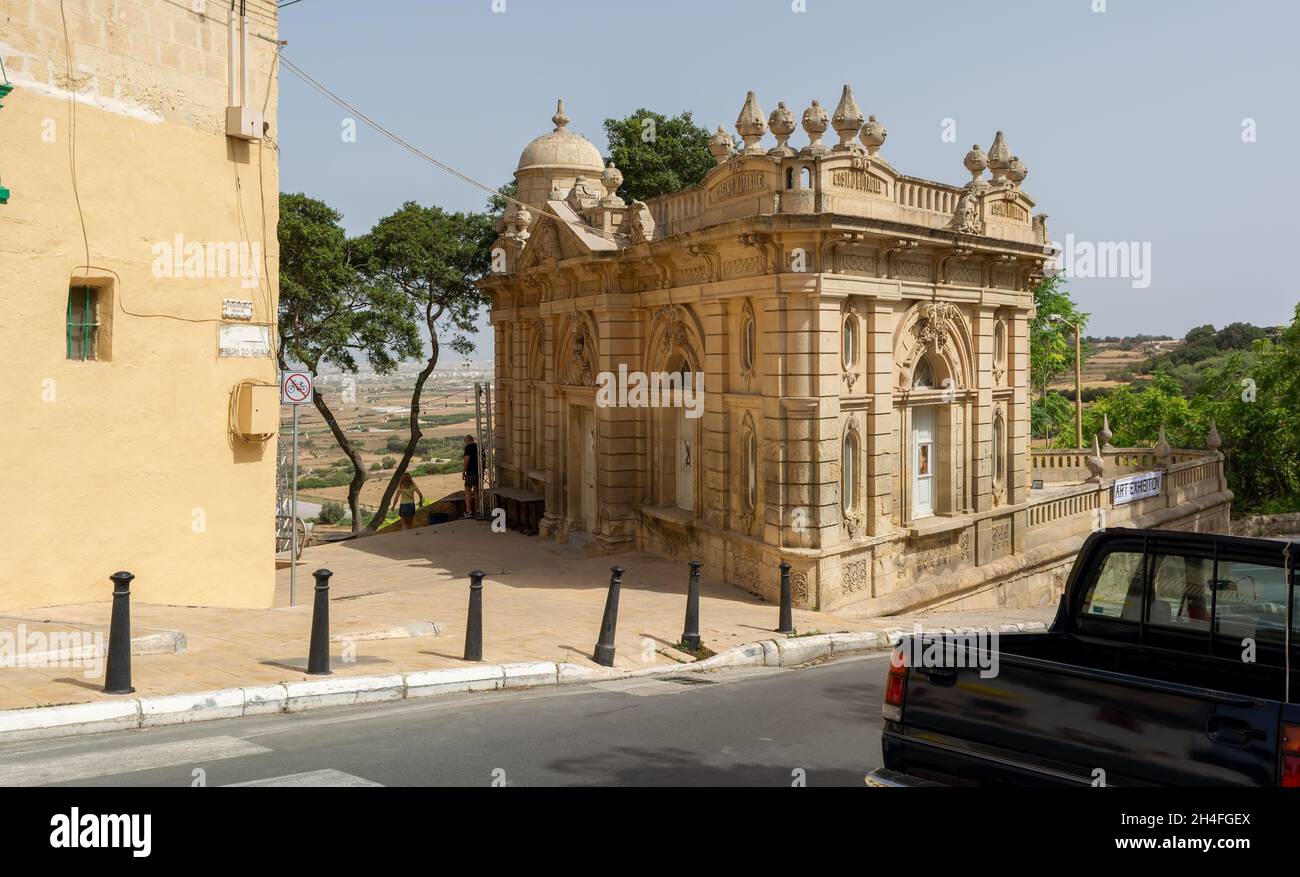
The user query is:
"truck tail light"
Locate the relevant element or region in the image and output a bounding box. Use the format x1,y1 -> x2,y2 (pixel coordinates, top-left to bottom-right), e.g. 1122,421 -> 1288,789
883,648 -> 907,722
1282,723 -> 1300,788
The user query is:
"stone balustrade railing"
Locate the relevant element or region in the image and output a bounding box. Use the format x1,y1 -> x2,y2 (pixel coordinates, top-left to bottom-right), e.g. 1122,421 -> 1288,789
1022,451 -> 1227,551
895,176 -> 962,216
1031,447 -> 1211,482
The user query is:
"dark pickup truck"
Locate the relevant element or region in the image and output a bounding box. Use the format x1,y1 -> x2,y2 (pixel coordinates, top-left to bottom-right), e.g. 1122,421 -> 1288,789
870,528 -> 1299,786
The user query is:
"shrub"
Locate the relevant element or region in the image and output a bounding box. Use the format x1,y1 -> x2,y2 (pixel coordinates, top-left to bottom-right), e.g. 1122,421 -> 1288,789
382,456 -> 396,470
317,501 -> 346,524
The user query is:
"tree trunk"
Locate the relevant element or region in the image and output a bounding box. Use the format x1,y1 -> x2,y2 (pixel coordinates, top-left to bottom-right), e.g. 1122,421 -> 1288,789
312,387 -> 368,534
363,316 -> 442,534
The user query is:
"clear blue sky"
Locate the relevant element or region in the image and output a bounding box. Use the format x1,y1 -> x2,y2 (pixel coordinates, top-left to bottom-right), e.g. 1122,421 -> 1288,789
276,0 -> 1299,348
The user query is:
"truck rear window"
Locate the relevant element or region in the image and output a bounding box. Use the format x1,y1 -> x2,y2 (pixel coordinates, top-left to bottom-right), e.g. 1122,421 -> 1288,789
1079,545 -> 1298,645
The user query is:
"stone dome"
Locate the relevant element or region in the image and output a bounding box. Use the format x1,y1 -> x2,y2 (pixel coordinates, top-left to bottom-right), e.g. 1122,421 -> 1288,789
516,99 -> 605,174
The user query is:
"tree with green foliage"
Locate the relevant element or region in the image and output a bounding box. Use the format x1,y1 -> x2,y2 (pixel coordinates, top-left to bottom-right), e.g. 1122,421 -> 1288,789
603,109 -> 718,202
277,192 -> 422,531
1028,275 -> 1090,442
360,201 -> 497,532
1194,306 -> 1300,513
1080,370 -> 1201,449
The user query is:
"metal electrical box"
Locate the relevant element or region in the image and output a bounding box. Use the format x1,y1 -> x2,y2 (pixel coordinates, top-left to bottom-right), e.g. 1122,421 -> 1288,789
235,382 -> 277,439
226,105 -> 264,141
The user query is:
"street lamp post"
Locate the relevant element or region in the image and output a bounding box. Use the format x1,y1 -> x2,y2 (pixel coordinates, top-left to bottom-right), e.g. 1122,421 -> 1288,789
1049,314 -> 1083,448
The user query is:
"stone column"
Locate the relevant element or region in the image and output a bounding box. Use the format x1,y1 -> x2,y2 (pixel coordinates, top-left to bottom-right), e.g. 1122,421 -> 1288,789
701,299 -> 729,532
595,307 -> 641,552
865,302 -> 896,536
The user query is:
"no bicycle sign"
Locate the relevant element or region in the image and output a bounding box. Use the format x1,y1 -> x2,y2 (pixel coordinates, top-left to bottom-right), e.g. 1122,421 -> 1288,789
281,371 -> 313,405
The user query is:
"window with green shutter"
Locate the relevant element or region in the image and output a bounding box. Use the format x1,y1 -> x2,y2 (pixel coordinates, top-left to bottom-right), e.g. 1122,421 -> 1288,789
66,286 -> 100,361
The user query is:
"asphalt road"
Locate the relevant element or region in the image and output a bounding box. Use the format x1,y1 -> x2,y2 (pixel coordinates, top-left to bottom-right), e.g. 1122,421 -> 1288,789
0,654 -> 889,788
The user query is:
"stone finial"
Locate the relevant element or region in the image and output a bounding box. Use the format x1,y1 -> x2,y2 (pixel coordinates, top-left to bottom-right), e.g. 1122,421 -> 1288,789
708,125 -> 733,164
1153,424 -> 1172,465
800,100 -> 830,156
1086,434 -> 1105,483
735,91 -> 767,154
1007,155 -> 1028,187
860,115 -> 886,157
1099,412 -> 1114,451
831,84 -> 864,152
768,102 -> 796,157
987,131 -> 1011,182
963,144 -> 988,182
1207,418 -> 1222,452
601,160 -> 623,196
552,98 -> 570,131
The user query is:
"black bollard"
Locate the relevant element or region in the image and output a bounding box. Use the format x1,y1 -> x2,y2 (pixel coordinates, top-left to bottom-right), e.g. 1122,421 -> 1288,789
682,560 -> 702,651
777,561 -> 796,635
464,569 -> 485,661
593,566 -> 624,667
103,571 -> 135,694
307,568 -> 332,675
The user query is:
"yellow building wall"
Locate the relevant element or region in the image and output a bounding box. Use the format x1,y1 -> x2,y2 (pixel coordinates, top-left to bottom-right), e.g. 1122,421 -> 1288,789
0,0 -> 281,609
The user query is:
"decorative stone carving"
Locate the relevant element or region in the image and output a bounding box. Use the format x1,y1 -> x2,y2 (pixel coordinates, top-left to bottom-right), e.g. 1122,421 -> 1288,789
654,305 -> 691,357
732,553 -> 762,593
800,100 -> 829,156
963,144 -> 988,182
842,559 -> 870,595
987,131 -> 1011,183
1085,434 -> 1104,483
790,571 -> 809,605
859,115 -> 886,156
1153,424 -> 1173,466
600,162 -> 625,206
622,200 -> 656,245
1099,413 -> 1114,451
536,221 -> 560,262
831,84 -> 864,152
1007,155 -> 1028,187
1032,213 -> 1050,245
561,316 -> 595,387
768,102 -> 796,157
735,91 -> 767,154
947,187 -> 984,235
708,125 -> 733,164
565,176 -> 603,211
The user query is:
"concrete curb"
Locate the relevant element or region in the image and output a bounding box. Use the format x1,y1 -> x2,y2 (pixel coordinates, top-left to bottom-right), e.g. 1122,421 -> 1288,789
0,623 -> 1047,742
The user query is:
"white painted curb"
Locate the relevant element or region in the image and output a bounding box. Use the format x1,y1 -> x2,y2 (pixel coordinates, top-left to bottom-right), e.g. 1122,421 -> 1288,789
0,623 -> 1042,742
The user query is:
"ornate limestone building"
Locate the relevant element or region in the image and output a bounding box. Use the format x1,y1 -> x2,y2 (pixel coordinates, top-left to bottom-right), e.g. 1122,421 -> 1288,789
481,88 -> 1230,615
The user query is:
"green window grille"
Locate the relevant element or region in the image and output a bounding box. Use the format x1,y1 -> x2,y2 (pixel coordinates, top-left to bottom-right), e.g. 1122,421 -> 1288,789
66,286 -> 99,361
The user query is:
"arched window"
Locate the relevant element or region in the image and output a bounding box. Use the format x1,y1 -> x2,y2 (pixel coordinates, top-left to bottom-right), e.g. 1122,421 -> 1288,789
993,415 -> 1005,485
785,167 -> 795,190
744,429 -> 758,511
800,167 -> 811,189
741,309 -> 756,372
912,357 -> 936,389
842,314 -> 858,370
993,321 -> 1005,365
842,430 -> 859,512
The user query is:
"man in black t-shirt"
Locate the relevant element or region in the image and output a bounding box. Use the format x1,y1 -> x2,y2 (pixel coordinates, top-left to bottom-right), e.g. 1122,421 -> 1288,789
462,434 -> 479,518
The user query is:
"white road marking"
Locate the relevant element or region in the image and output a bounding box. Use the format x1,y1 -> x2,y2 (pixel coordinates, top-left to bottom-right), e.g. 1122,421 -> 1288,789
0,735 -> 271,787
225,769 -> 382,787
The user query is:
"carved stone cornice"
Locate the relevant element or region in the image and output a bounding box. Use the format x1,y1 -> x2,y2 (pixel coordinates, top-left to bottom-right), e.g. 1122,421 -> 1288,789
938,247 -> 974,285
686,244 -> 721,283
982,254 -> 1014,288
738,233 -> 778,275
819,231 -> 864,275
881,239 -> 919,279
